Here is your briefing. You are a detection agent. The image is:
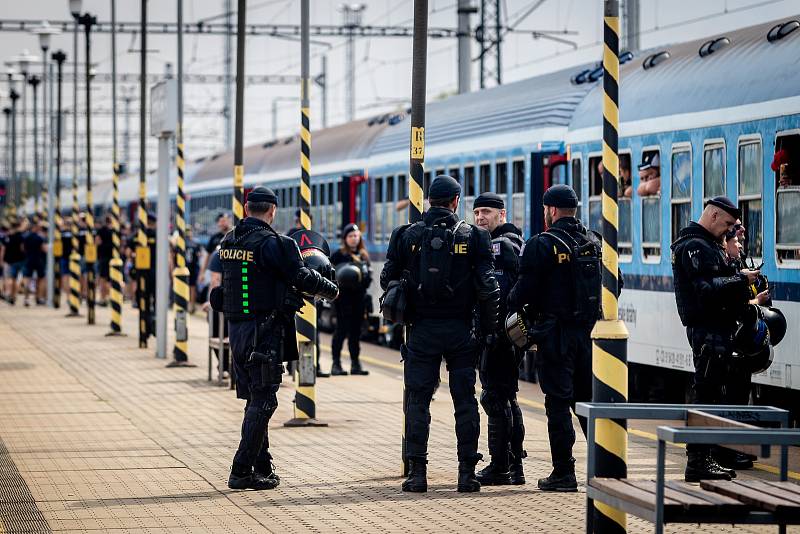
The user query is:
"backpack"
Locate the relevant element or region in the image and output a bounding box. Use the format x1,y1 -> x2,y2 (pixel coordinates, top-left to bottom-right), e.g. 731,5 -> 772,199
415,220 -> 467,303
544,227 -> 602,322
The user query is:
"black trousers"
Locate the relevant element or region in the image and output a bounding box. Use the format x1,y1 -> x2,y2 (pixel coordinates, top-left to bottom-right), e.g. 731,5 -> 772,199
479,339 -> 525,460
536,322 -> 592,472
331,294 -> 364,364
229,320 -> 280,473
687,326 -> 734,456
403,317 -> 481,463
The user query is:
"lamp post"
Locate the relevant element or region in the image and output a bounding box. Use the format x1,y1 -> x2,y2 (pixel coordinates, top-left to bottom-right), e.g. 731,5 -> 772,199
52,50 -> 67,311
9,87 -> 19,216
10,50 -> 39,214
2,107 -> 9,218
77,10 -> 98,325
33,22 -> 60,222
66,0 -> 83,317
27,75 -> 40,219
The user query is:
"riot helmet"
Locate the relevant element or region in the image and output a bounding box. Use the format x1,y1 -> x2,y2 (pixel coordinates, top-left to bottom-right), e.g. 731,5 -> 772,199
733,304 -> 770,357
335,262 -> 362,291
760,306 -> 787,346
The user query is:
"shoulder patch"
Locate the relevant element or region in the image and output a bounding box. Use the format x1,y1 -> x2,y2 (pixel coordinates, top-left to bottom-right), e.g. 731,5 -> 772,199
492,242 -> 501,256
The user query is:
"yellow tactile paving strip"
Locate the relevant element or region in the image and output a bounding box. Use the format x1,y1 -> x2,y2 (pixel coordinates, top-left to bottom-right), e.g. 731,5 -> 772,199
0,302 -> 796,533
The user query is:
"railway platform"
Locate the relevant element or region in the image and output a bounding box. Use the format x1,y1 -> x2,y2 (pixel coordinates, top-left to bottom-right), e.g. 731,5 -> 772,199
0,302 -> 797,534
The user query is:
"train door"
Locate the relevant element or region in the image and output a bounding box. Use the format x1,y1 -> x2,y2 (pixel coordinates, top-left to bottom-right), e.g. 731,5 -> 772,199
529,152 -> 567,234
340,174 -> 368,235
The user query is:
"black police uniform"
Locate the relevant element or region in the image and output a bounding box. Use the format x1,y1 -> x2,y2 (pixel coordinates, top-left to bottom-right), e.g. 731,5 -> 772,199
380,175 -> 500,493
671,200 -> 751,481
218,187 -> 338,490
470,194 -> 527,486
508,184 -> 610,491
330,232 -> 371,376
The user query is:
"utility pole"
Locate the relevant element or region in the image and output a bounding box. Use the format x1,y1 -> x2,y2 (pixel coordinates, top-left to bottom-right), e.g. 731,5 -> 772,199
28,76 -> 40,219
108,0 -> 124,336
623,0 -> 639,52
318,55 -> 327,128
478,0 -> 501,88
67,5 -> 81,317
52,50 -> 67,311
137,0 -> 151,348
457,0 -> 476,94
340,3 -> 365,122
123,88 -> 132,172
223,0 -> 233,149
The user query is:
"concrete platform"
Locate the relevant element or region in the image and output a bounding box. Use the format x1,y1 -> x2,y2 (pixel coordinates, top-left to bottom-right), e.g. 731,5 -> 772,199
0,301 -> 797,533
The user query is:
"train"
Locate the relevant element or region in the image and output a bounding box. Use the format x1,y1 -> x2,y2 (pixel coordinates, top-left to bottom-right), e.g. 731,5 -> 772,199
46,16 -> 800,413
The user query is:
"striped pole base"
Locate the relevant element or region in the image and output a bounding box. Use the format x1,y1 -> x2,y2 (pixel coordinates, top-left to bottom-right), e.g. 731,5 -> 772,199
66,252 -> 81,317
171,266 -> 190,362
106,258 -> 125,336
285,299 -> 327,428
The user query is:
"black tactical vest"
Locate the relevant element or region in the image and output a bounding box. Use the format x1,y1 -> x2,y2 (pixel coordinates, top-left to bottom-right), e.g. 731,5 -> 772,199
219,224 -> 280,321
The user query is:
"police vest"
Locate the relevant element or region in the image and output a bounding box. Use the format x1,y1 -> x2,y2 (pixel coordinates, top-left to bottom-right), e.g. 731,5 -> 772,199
219,224 -> 281,321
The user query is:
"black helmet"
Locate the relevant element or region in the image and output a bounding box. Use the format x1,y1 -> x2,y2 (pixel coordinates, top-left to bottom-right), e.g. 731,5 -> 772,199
733,304 -> 770,357
761,306 -> 787,346
734,344 -> 774,375
335,262 -> 362,291
505,307 -> 558,350
302,249 -> 335,283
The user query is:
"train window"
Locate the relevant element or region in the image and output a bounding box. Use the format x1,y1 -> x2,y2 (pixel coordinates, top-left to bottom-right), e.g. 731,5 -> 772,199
551,163 -> 566,185
638,150 -> 661,196
464,165 -> 476,196
618,153 -> 632,258
703,142 -> 726,200
738,139 -> 762,259
775,133 -> 800,263
479,163 -> 491,193
512,159 -> 525,230
387,175 -> 396,242
619,153 -> 632,198
570,157 -> 582,219
397,174 -> 408,224
588,155 -> 602,233
373,177 -> 383,244
496,161 -> 507,195
434,167 -> 444,180
642,196 -> 661,259
671,148 -> 691,243
423,171 -> 432,196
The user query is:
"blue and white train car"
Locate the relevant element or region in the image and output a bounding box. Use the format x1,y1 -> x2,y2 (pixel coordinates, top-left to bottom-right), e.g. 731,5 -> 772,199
565,18 -> 800,408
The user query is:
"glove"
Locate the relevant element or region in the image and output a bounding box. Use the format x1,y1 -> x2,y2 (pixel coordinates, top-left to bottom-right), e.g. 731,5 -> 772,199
294,267 -> 339,301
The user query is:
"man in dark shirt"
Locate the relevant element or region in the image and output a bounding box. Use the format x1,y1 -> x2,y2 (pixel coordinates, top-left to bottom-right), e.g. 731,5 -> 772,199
96,215 -> 115,305
22,219 -> 46,306
184,227 -> 202,313
198,212 -> 232,286
3,219 -> 27,305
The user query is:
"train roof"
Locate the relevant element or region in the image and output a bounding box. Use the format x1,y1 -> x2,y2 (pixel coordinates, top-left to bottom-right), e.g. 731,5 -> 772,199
367,64 -> 597,166
189,117 -> 391,190
567,17 -> 800,140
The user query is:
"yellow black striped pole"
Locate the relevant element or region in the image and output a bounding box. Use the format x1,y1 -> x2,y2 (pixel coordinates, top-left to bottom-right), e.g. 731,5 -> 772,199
285,0 -> 326,428
106,0 -> 123,337
67,143 -> 81,317
106,161 -> 123,336
170,0 -> 190,363
401,0 -> 428,476
53,208 -> 62,308
590,1 -> 628,532
232,0 -> 246,228
136,0 -> 151,348
81,14 -> 97,326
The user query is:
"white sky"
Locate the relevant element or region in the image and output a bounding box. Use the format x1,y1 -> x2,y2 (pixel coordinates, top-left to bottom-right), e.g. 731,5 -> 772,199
1,0 -> 798,180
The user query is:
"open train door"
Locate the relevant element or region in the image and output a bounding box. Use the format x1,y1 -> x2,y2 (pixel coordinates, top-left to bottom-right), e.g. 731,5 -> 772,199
529,152 -> 568,235
339,173 -> 368,234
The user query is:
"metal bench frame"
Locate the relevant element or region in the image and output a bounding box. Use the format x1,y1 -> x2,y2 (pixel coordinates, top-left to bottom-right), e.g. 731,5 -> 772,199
575,403 -> 796,534
207,309 -> 233,388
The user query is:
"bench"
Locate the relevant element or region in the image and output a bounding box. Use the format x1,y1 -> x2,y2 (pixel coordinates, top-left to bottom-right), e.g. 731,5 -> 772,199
576,403 -> 798,534
207,309 -> 233,388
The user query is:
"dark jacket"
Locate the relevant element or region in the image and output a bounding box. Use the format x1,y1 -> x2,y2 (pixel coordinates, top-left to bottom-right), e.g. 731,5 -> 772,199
509,216 -> 617,325
380,206 -> 500,333
490,222 -> 524,325
671,222 -> 750,330
330,248 -> 372,301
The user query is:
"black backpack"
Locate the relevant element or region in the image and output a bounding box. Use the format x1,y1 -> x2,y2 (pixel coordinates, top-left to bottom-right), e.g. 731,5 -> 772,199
415,220 -> 467,303
544,227 -> 602,322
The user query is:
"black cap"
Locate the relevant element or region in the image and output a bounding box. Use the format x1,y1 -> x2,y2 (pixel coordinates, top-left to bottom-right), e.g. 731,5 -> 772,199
342,223 -> 359,238
542,184 -> 578,208
147,211 -> 157,222
638,152 -> 660,171
705,196 -> 741,219
247,186 -> 278,205
428,174 -> 461,199
473,192 -> 505,210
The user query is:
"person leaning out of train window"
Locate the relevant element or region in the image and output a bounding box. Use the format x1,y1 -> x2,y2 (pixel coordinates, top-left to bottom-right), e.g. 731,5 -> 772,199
637,152 -> 661,197
329,223 -> 371,376
771,149 -> 795,188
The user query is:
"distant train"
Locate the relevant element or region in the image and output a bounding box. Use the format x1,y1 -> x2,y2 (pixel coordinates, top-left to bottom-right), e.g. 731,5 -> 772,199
52,17 -> 800,414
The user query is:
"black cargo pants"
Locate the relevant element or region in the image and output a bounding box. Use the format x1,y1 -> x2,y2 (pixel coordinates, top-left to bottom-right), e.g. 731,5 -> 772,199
402,317 -> 481,463
479,338 -> 525,461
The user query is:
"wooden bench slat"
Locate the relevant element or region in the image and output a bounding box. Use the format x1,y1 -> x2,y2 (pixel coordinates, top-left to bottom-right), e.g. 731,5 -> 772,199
627,480 -> 708,508
735,480 -> 800,506
686,410 -> 762,457
701,480 -> 800,518
590,478 -> 680,511
763,481 -> 800,497
664,481 -> 748,508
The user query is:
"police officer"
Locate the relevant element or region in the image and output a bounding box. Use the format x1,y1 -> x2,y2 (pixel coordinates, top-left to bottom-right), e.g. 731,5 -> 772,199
471,192 -> 527,486
509,184 -> 611,492
381,175 -> 500,493
672,197 -> 760,481
216,186 -> 338,490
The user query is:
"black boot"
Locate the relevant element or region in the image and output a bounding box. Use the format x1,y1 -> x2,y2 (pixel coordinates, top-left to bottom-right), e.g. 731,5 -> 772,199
401,459 -> 427,492
538,462 -> 577,492
476,459 -> 511,486
350,358 -> 369,376
316,364 -> 330,378
228,464 -> 280,490
509,450 -> 527,485
254,456 -> 281,487
457,460 -> 481,493
713,446 -> 753,470
330,359 -> 348,376
685,451 -> 733,482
